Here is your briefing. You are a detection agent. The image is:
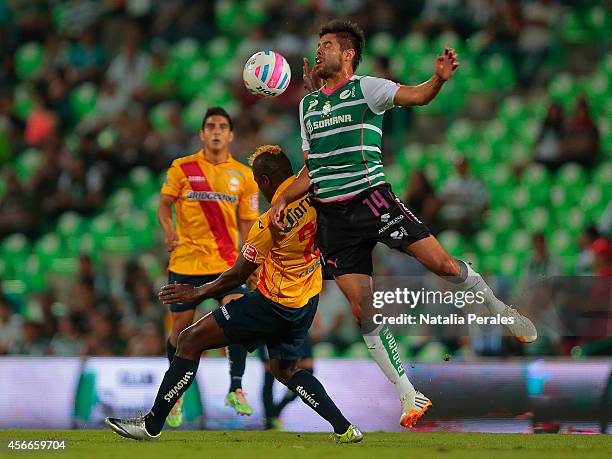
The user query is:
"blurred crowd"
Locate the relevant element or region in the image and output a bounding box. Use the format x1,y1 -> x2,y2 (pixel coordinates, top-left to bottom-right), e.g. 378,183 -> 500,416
0,1 -> 610,359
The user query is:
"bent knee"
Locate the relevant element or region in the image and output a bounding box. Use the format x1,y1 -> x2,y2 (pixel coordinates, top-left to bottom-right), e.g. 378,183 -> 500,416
176,327 -> 199,359
271,366 -> 298,386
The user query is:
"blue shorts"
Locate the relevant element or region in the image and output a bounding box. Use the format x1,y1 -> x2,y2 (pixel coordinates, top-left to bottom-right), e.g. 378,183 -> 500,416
212,289 -> 318,361
167,271 -> 248,312
258,337 -> 313,362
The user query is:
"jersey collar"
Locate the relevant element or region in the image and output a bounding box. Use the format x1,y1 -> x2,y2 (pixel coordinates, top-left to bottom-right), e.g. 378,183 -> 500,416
320,75 -> 357,95
198,149 -> 233,165
271,176 -> 297,204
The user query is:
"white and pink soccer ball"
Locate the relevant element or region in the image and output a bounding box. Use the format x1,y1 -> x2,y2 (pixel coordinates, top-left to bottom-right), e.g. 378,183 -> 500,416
243,51 -> 291,97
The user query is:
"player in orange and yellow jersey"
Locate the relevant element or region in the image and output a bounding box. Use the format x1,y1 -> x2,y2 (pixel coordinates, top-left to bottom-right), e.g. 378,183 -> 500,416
157,107 -> 259,425
107,145 -> 361,443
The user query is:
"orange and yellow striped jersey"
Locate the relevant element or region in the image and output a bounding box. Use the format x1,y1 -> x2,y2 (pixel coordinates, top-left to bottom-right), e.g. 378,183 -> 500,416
241,176 -> 322,308
161,150 -> 259,275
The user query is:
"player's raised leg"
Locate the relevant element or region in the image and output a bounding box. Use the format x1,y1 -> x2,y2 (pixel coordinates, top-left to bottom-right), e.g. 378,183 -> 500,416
269,359 -> 362,443
105,311 -> 230,440
403,235 -> 537,343
334,272 -> 431,428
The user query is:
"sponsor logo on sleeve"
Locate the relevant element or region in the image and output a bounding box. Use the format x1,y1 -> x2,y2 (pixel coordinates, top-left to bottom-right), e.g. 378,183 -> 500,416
242,243 -> 258,262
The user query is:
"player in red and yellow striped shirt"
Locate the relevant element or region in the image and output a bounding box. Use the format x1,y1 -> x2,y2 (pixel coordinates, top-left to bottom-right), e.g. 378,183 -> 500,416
157,107 -> 259,425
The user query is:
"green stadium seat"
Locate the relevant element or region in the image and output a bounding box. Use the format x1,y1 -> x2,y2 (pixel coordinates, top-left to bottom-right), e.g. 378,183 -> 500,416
182,97 -> 208,131
150,102 -> 173,135
370,32 -> 395,57
15,42 -> 43,80
508,229 -> 531,257
481,120 -> 508,158
485,207 -> 514,237
384,163 -> 403,192
582,73 -> 609,110
89,212 -> 116,248
593,162 -> 612,190
205,37 -> 233,65
516,118 -> 540,151
510,185 -> 540,212
23,254 -> 44,292
171,38 -> 203,69
584,5 -> 611,41
48,256 -> 79,276
580,184 -> 607,220
498,96 -> 527,131
446,119 -> 477,153
55,211 -> 85,256
556,163 -> 587,200
549,228 -> 575,256
396,143 -> 425,172
244,0 -> 268,25
145,192 -> 160,225
122,210 -> 155,250
138,253 -> 163,280
550,183 -> 577,211
33,233 -> 62,270
433,30 -> 463,55
15,148 -> 41,181
474,229 -> 497,255
178,59 -> 211,99
548,73 -> 577,109
419,77 -> 464,115
521,163 -> 551,190
70,83 -> 98,121
561,10 -> 587,43
482,54 -> 515,91
522,206 -> 551,233
437,230 -> 464,256
107,187 -> 135,214
14,84 -> 33,120
470,144 -> 494,176
129,166 -> 156,203
499,253 -> 520,277
565,206 -> 587,236
0,233 -> 30,276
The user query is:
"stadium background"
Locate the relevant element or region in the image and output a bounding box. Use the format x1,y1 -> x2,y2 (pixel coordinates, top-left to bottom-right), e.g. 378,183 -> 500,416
0,0 -> 610,433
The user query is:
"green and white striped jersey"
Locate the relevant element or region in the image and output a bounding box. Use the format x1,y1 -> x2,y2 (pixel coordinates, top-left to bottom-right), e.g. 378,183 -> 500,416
300,75 -> 400,202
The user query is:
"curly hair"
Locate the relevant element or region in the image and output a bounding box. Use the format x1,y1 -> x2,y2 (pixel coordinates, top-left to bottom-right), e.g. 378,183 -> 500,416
248,145 -> 293,179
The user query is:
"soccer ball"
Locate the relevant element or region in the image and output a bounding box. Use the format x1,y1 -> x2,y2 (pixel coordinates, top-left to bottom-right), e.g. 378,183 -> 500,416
243,51 -> 291,97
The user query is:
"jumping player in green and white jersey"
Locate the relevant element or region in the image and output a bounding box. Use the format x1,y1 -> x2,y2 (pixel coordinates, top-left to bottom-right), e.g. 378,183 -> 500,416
270,19 -> 537,429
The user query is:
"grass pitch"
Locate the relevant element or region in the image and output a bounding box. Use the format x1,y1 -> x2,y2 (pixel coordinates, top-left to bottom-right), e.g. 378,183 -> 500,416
0,430 -> 610,459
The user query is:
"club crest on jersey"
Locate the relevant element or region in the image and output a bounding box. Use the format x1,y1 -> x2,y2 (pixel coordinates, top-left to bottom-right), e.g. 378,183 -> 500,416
228,177 -> 240,193
321,100 -> 332,117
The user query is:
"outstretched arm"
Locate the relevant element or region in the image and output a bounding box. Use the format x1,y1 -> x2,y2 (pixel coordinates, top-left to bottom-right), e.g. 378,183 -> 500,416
159,255 -> 258,305
394,48 -> 459,107
270,161 -> 311,228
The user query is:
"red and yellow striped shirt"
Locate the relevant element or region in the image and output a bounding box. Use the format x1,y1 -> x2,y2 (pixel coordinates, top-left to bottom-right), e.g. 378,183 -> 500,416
161,150 -> 259,275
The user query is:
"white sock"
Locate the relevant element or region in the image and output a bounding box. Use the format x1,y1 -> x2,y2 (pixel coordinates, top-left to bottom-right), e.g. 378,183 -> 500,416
362,325 -> 416,405
455,260 -> 506,315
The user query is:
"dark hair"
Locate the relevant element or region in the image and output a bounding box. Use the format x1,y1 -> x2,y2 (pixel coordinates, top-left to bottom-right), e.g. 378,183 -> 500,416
249,145 -> 294,181
319,19 -> 365,71
202,106 -> 233,131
